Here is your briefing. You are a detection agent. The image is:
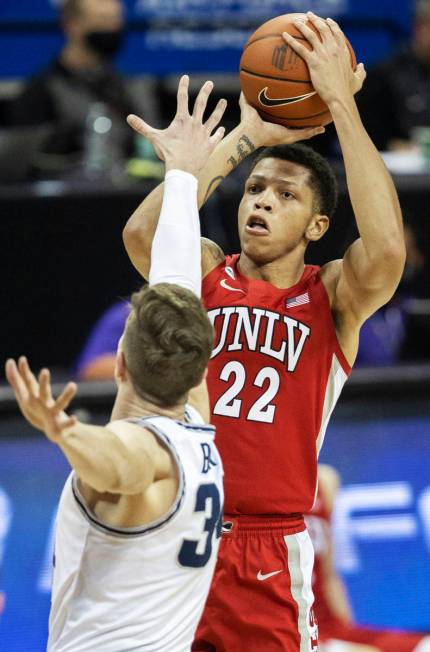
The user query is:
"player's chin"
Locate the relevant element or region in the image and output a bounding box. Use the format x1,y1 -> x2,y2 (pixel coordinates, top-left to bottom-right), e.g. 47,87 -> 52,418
241,237 -> 275,263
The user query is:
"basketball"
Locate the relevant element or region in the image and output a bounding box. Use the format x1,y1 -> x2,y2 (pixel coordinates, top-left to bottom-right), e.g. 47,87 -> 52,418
239,13 -> 357,127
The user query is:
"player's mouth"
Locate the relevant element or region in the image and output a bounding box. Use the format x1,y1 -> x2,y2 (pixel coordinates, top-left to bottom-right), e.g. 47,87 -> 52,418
245,215 -> 270,235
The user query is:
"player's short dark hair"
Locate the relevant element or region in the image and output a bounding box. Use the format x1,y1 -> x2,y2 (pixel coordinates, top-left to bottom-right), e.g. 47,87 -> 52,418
123,284 -> 214,407
60,0 -> 84,21
252,143 -> 338,218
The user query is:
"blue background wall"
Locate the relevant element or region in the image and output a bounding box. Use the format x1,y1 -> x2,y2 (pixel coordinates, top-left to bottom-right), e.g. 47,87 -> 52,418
0,0 -> 414,77
0,402 -> 429,650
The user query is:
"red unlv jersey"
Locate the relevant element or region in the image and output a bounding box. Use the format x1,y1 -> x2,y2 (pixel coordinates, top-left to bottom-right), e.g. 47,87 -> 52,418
202,254 -> 351,516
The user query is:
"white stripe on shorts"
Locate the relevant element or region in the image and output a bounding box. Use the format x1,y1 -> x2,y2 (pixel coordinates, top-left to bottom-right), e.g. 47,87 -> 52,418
284,529 -> 317,652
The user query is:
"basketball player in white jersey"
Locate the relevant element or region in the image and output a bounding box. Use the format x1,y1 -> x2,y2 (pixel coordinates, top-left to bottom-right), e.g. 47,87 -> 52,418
5,75 -> 226,652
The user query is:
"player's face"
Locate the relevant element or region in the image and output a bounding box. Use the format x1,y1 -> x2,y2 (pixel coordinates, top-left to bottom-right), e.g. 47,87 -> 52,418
78,0 -> 124,33
238,158 -> 319,264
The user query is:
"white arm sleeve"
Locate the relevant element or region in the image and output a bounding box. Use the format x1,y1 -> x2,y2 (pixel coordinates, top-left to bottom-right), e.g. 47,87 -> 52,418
148,169 -> 201,298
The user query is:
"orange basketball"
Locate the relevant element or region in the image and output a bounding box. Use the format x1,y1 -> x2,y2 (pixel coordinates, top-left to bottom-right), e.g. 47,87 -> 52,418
239,13 -> 356,127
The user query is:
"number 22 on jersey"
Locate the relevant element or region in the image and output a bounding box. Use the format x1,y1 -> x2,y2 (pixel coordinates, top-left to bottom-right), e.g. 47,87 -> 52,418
213,361 -> 280,424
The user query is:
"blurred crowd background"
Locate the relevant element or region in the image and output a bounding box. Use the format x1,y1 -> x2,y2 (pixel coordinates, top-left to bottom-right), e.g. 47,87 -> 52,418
0,2 -> 430,650
0,0 -> 429,377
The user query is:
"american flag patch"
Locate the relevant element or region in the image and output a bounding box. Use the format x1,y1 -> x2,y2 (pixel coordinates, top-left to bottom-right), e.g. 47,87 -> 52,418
286,292 -> 309,308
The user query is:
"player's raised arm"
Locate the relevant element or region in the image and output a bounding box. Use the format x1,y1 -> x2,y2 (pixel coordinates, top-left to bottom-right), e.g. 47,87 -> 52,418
123,80 -> 325,280
4,357 -> 161,494
283,14 -> 406,331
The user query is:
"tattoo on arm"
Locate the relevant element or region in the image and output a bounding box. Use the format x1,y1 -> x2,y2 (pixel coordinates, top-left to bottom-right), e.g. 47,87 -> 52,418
227,135 -> 256,173
202,134 -> 256,203
201,238 -> 225,265
237,134 -> 256,163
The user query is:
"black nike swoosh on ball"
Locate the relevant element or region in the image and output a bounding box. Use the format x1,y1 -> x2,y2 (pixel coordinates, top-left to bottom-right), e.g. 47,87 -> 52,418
258,87 -> 316,107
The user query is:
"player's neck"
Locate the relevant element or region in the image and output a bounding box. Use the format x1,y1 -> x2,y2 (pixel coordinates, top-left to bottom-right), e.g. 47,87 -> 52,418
110,385 -> 186,422
238,251 -> 305,289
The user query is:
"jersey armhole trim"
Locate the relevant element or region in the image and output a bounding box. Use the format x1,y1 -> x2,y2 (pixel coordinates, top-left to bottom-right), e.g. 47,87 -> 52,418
71,425 -> 186,538
315,271 -> 352,376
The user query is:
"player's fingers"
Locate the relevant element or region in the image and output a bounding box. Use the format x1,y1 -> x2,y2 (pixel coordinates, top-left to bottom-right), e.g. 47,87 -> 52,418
176,74 -> 190,118
5,359 -> 29,403
326,17 -> 344,42
282,31 -> 311,61
356,62 -> 366,81
326,17 -> 349,56
239,92 -> 248,110
39,368 -> 52,403
291,17 -> 321,51
204,98 -> 227,134
291,126 -> 326,141
192,80 -> 214,121
306,12 -> 332,41
18,356 -> 39,397
60,415 -> 78,431
353,63 -> 367,93
209,126 -> 226,147
126,114 -> 157,138
55,382 -> 77,413
238,92 -> 256,117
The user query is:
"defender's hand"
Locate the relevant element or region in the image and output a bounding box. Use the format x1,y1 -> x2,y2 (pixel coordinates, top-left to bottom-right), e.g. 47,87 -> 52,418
282,12 -> 366,107
127,75 -> 227,176
5,357 -> 77,443
238,92 -> 325,148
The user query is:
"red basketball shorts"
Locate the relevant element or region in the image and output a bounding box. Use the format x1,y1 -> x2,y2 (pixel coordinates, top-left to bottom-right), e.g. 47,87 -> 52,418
192,515 -> 318,652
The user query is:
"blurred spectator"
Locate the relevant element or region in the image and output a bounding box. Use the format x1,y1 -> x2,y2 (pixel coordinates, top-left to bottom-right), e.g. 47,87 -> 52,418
8,0 -> 158,177
356,223 -> 426,366
75,300 -> 130,380
306,465 -> 430,651
357,0 -> 430,151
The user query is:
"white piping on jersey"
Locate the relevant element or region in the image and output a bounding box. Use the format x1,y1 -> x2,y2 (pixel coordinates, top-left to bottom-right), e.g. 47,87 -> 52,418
71,420 -> 186,538
184,404 -> 203,424
177,422 -> 215,433
315,353 -> 348,458
284,530 -> 317,651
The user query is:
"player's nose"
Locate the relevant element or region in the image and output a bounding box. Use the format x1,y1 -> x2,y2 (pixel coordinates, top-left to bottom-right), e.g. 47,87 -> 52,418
254,193 -> 273,212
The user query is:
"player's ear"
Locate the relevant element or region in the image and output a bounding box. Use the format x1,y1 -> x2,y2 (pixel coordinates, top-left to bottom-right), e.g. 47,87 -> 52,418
114,340 -> 127,384
306,214 -> 329,242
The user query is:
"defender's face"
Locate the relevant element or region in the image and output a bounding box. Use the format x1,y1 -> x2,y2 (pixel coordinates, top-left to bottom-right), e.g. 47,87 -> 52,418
238,158 -> 317,264
78,0 -> 124,33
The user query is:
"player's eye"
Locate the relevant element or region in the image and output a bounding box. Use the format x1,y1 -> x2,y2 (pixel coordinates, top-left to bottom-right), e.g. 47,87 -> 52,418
282,191 -> 293,199
247,184 -> 260,193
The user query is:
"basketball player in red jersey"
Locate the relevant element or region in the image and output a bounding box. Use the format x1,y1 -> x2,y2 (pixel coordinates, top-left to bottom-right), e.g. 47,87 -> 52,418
123,12 -> 405,652
307,466 -> 430,652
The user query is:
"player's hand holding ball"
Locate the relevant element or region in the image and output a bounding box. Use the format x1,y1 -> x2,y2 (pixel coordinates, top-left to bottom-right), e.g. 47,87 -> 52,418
238,91 -> 326,148
283,13 -> 366,109
240,11 -> 365,128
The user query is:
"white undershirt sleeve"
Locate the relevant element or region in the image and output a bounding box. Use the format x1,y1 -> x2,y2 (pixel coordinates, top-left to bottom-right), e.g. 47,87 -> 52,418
148,169 -> 201,298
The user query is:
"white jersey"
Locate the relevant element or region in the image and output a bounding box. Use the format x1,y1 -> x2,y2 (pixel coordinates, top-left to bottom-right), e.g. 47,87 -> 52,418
48,406 -> 223,652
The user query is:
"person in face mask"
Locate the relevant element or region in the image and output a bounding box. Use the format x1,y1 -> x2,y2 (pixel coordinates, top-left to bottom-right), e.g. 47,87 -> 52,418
8,0 -> 157,176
